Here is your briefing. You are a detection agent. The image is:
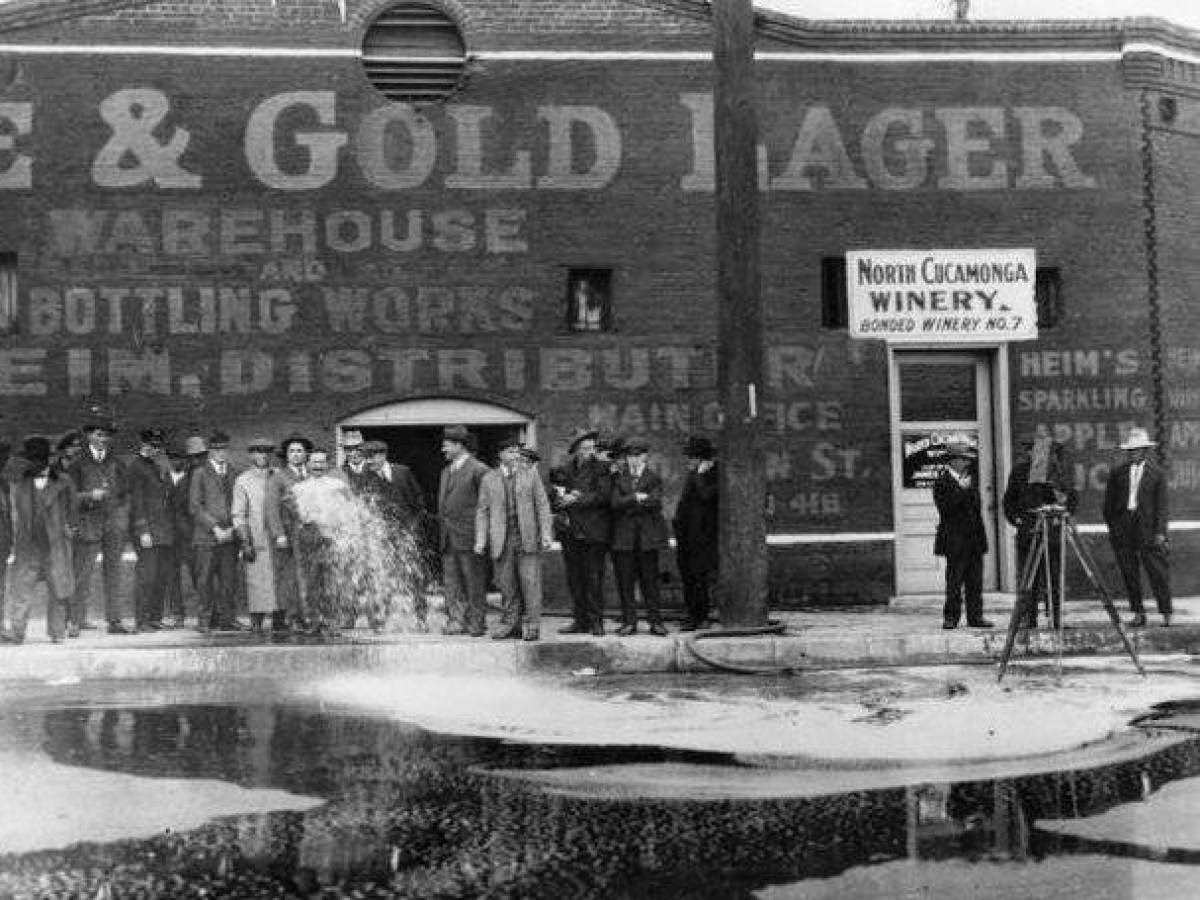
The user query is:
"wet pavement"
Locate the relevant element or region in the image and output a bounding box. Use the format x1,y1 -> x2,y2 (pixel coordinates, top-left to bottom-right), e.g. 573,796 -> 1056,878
2,675 -> 1200,898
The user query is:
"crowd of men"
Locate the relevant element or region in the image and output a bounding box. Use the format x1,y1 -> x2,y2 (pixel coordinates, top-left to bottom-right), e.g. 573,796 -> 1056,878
0,415 -> 721,645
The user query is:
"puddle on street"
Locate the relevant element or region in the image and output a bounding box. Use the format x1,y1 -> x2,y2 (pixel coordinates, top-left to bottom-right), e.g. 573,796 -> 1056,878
1,689 -> 1200,898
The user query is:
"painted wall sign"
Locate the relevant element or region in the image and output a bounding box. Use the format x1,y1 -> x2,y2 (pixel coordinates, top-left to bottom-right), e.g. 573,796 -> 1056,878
846,248 -> 1038,343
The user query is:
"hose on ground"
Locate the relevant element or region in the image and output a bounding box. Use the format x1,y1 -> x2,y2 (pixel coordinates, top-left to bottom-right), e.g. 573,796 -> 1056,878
680,621 -> 798,675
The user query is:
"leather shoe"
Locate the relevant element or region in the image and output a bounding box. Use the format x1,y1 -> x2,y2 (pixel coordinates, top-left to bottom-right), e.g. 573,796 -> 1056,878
107,622 -> 131,635
590,624 -> 606,637
522,630 -> 540,642
679,620 -> 698,632
942,621 -> 958,630
967,619 -> 995,628
649,623 -> 668,637
558,623 -> 589,634
1162,613 -> 1173,627
616,624 -> 637,637
469,628 -> 487,638
491,629 -> 521,640
1127,613 -> 1147,628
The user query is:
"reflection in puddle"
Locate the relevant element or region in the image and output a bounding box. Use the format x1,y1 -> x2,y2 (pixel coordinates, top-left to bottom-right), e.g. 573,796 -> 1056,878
1,700 -> 1199,898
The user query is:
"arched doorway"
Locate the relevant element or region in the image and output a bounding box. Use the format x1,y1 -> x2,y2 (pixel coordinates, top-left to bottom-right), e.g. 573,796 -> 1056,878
336,398 -> 535,520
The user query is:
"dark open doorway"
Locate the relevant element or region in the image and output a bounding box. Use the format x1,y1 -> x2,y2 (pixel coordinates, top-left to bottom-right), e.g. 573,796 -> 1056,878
355,423 -> 523,512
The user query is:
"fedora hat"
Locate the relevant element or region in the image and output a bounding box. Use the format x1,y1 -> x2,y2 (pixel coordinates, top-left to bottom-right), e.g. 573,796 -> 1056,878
442,424 -> 473,446
624,436 -> 650,455
184,435 -> 208,456
1119,427 -> 1157,450
207,430 -> 231,449
138,427 -> 166,448
361,439 -> 388,455
342,429 -> 364,448
682,435 -> 715,460
567,426 -> 600,453
22,436 -> 51,467
247,436 -> 276,452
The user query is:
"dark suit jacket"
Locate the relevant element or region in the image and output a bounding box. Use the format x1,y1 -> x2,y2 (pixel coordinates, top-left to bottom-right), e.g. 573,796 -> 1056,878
437,455 -> 489,553
5,458 -> 77,599
610,463 -> 669,552
1104,459 -> 1168,545
188,460 -> 241,548
129,455 -> 177,547
371,462 -> 425,526
672,464 -> 719,571
68,448 -> 128,542
550,456 -> 612,545
933,469 -> 988,558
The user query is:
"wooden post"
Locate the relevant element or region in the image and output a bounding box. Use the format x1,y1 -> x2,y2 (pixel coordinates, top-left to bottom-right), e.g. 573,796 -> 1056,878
713,0 -> 768,628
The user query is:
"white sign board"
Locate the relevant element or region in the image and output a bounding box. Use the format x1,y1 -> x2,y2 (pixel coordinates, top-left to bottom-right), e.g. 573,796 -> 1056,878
846,248 -> 1038,342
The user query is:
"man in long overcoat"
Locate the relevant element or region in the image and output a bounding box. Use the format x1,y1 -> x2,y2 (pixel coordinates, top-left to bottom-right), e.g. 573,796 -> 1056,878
474,438 -> 554,641
2,437 -> 77,644
68,415 -> 130,634
189,430 -> 242,631
672,435 -> 719,631
549,427 -> 612,636
437,425 -> 490,636
233,436 -> 281,635
128,427 -> 175,631
1103,427 -> 1173,627
933,445 -> 992,629
610,436 -> 669,636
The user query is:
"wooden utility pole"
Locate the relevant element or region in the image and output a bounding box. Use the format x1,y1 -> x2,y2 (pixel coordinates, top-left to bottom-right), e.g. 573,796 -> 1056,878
713,0 -> 768,628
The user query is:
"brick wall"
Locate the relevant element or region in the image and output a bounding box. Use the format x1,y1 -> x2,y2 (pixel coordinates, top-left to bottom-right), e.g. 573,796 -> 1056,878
2,2 -> 1188,601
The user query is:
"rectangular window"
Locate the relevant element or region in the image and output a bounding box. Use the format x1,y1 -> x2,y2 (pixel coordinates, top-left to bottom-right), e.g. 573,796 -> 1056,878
820,256 -> 848,329
1035,267 -> 1063,328
565,268 -> 612,332
0,252 -> 15,335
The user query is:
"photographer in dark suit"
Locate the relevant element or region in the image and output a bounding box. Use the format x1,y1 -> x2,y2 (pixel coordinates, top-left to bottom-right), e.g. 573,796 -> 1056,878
1002,431 -> 1077,627
1103,427 -> 1172,627
933,443 -> 991,629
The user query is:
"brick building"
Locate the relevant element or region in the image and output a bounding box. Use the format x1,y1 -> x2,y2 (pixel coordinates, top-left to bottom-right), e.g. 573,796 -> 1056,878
2,0 -> 1200,606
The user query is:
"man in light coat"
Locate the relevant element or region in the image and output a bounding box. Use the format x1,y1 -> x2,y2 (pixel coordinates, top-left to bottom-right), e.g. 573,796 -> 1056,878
437,424 -> 490,636
475,438 -> 554,641
1104,426 -> 1173,627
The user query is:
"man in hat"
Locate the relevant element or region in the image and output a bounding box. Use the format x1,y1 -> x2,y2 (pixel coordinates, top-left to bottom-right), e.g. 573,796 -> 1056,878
1002,429 -> 1077,627
189,430 -> 242,632
363,439 -> 425,526
68,413 -> 131,635
266,434 -> 313,633
53,431 -> 83,477
128,427 -> 173,631
437,424 -> 490,635
341,430 -> 373,494
933,443 -> 992,630
610,436 -> 670,636
474,438 -> 555,640
233,436 -> 281,635
2,437 -> 77,644
1104,426 -> 1173,627
550,427 -> 612,636
673,435 -> 720,631
161,441 -> 193,627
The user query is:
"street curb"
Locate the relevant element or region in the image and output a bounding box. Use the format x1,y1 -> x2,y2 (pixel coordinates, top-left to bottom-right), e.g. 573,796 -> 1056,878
0,625 -> 1195,682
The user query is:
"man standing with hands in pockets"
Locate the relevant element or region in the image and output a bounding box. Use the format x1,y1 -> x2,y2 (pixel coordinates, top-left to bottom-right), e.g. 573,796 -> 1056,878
475,438 -> 554,641
1104,426 -> 1173,628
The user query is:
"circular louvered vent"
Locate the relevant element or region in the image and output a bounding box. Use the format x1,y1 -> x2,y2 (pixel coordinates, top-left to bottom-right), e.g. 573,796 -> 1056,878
362,2 -> 466,103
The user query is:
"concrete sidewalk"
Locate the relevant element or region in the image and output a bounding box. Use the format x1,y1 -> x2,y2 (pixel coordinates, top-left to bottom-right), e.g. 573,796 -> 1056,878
1,594 -> 1196,682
